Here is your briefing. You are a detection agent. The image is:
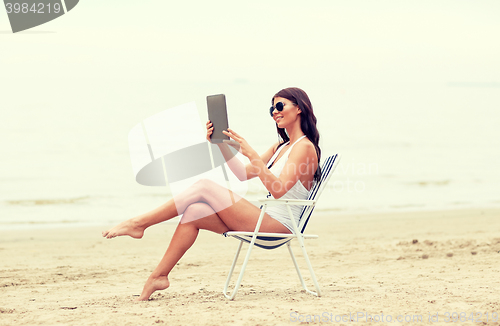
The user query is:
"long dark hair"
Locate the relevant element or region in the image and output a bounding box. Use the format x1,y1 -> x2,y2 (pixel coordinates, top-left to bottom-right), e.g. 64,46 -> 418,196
272,87 -> 321,182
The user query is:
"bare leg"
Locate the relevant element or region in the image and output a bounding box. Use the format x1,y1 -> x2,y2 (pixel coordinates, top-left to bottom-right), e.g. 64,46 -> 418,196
102,198 -> 179,239
103,178 -> 275,239
135,181 -> 290,300
136,203 -> 226,300
102,179 -> 224,239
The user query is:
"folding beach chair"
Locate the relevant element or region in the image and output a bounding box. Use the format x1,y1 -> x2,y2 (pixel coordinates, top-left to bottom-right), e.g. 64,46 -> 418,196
223,154 -> 340,300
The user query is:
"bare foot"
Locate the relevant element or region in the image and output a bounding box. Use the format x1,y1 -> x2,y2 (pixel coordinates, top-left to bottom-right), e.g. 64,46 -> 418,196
136,275 -> 170,301
102,218 -> 145,239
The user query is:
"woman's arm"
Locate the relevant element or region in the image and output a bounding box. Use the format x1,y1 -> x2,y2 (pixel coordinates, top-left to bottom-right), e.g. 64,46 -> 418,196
215,142 -> 278,181
250,141 -> 317,198
224,129 -> 317,198
244,141 -> 278,179
206,121 -> 277,181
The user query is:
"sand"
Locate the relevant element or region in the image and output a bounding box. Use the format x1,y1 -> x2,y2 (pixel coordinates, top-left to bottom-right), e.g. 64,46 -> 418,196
1,208 -> 499,325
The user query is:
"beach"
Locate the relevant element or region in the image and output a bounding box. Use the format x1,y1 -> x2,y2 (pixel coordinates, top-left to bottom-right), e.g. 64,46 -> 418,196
1,208 -> 499,325
2,1 -> 500,325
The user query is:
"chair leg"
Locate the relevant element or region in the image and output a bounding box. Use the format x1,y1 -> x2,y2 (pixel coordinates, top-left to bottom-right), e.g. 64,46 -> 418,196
224,238 -> 321,298
223,239 -> 257,300
223,206 -> 269,300
285,204 -> 321,296
287,242 -> 307,290
223,241 -> 243,299
293,236 -> 321,296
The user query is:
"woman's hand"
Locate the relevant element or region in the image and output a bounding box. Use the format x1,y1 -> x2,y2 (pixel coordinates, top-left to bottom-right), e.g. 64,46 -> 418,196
222,128 -> 258,160
206,120 -> 214,143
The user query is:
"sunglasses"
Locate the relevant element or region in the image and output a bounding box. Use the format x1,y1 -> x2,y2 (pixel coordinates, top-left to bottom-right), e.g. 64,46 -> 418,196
269,102 -> 285,117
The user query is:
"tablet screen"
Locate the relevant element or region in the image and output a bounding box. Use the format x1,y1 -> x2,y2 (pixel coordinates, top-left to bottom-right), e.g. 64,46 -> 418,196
207,94 -> 230,143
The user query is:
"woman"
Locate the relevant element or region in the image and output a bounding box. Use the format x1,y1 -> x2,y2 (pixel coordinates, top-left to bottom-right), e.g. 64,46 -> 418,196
102,87 -> 321,301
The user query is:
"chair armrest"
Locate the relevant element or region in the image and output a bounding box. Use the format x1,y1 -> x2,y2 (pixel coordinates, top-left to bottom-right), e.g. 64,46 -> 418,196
257,198 -> 316,206
225,231 -> 319,239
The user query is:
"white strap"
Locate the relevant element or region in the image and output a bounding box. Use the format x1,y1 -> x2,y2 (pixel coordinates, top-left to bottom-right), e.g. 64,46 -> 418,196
286,135 -> 307,158
266,141 -> 289,169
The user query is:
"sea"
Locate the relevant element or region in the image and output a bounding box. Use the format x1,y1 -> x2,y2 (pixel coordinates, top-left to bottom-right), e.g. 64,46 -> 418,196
1,81 -> 499,230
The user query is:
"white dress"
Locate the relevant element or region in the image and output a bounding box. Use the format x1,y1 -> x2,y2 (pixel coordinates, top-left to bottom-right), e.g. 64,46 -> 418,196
265,135 -> 309,233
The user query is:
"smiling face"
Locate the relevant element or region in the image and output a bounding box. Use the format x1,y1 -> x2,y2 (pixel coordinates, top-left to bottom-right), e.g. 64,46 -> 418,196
272,96 -> 301,128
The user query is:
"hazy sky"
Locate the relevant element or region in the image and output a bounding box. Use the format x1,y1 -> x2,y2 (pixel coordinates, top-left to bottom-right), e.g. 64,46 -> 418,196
1,0 -> 500,87
2,0 -> 500,159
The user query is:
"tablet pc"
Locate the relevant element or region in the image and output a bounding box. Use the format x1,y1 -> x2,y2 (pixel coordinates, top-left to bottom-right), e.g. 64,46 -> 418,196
207,94 -> 230,143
